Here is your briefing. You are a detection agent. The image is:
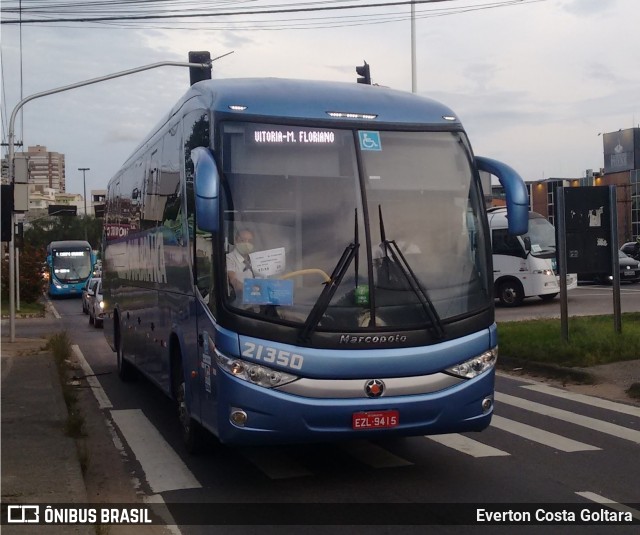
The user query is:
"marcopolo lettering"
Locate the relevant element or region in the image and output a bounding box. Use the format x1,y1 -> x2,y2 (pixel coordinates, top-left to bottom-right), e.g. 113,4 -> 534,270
339,334 -> 408,345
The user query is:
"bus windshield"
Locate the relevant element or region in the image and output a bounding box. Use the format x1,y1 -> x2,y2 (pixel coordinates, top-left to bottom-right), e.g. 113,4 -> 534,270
220,122 -> 490,332
51,249 -> 93,282
526,214 -> 557,257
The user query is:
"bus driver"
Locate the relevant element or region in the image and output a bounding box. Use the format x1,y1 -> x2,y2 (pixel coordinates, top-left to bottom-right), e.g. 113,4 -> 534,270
226,229 -> 256,299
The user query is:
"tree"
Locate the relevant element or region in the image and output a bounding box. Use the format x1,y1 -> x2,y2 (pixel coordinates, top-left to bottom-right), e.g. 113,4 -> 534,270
1,241 -> 45,304
24,215 -> 103,255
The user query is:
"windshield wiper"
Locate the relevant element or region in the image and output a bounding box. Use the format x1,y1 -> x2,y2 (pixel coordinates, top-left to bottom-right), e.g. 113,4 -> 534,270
378,205 -> 445,339
298,210 -> 360,345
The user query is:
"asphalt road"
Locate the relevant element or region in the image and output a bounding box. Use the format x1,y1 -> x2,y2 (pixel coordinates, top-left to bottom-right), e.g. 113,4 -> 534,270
42,295 -> 640,533
495,282 -> 640,322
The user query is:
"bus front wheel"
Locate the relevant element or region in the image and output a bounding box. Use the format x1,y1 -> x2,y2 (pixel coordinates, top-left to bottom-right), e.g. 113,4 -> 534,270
172,355 -> 202,454
116,323 -> 136,382
497,280 -> 524,307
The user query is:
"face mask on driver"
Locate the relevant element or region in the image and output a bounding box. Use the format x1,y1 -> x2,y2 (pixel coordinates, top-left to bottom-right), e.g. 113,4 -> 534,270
235,242 -> 254,256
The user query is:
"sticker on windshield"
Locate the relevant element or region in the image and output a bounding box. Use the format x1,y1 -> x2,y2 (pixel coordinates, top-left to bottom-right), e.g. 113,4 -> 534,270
243,279 -> 294,306
358,131 -> 382,151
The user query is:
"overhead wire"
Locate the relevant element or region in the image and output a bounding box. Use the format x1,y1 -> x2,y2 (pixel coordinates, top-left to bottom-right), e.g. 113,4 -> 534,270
1,0 -> 541,25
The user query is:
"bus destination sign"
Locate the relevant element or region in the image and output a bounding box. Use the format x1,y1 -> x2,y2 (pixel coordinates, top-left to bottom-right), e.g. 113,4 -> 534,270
252,126 -> 336,145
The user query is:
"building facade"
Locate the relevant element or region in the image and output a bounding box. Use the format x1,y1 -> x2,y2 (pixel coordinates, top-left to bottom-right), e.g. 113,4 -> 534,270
13,145 -> 66,194
491,128 -> 639,245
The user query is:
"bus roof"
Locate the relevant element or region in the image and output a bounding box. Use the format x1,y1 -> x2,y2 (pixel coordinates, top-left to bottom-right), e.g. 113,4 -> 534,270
47,240 -> 91,251
182,78 -> 461,126
120,78 -> 464,175
487,208 -> 545,229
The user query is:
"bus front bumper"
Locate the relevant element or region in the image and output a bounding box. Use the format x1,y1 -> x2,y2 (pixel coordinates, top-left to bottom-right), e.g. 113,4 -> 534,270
213,369 -> 495,445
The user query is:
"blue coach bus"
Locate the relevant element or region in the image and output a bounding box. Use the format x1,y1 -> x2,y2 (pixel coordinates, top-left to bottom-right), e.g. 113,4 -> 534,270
103,77 -> 528,450
46,240 -> 95,298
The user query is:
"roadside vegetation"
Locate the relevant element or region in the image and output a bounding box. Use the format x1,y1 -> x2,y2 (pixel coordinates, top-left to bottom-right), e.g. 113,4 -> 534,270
46,331 -> 89,473
497,313 -> 640,398
0,300 -> 45,317
0,242 -> 46,307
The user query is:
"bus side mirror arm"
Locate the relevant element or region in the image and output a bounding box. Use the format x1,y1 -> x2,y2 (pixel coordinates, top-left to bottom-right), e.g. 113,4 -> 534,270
476,156 -> 529,236
191,147 -> 220,232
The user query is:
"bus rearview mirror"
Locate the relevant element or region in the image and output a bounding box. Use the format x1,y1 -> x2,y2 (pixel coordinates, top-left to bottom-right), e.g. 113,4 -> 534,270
191,147 -> 220,232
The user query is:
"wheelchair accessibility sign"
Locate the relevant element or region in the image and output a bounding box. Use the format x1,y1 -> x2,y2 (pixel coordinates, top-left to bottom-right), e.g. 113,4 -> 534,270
358,131 -> 382,151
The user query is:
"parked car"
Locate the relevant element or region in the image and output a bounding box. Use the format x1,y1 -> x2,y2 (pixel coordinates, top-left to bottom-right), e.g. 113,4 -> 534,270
88,279 -> 104,327
81,277 -> 100,314
577,250 -> 640,284
620,241 -> 640,261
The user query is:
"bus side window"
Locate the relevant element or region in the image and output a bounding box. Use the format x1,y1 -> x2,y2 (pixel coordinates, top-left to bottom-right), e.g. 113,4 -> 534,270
160,125 -> 184,245
492,228 -> 526,259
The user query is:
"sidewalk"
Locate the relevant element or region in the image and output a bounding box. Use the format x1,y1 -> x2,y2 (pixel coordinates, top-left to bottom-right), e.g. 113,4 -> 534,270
1,318 -> 94,534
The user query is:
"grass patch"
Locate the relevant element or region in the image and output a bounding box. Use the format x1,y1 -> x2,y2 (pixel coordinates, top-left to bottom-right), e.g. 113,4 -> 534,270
497,312 -> 640,368
0,300 -> 45,317
46,332 -> 86,439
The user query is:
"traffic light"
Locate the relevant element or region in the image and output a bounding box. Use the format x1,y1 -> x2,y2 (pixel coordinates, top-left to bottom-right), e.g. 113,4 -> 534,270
356,61 -> 371,85
1,184 -> 13,242
188,51 -> 212,86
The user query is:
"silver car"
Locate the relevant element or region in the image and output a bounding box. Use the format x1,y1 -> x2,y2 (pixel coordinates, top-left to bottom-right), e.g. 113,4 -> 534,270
81,277 -> 100,314
88,279 -> 104,327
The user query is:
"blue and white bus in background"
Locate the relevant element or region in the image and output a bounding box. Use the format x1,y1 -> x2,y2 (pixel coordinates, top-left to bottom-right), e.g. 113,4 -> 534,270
488,208 -> 578,306
103,76 -> 528,450
46,240 -> 95,298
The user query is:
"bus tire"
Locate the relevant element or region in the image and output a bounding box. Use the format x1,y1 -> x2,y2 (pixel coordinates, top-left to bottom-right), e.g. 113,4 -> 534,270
172,354 -> 202,454
116,322 -> 136,382
538,293 -> 558,302
497,279 -> 524,307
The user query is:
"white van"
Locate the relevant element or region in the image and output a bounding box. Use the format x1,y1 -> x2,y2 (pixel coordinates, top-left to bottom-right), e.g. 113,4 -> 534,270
488,208 -> 577,306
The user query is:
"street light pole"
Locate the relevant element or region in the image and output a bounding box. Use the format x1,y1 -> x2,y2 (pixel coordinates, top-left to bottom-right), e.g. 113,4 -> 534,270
79,167 -> 90,216
411,0 -> 417,93
6,55 -> 215,342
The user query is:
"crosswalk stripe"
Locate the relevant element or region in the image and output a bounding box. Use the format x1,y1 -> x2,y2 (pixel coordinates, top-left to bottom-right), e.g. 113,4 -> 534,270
491,415 -> 600,452
426,434 -> 510,458
339,440 -> 413,468
239,448 -> 313,479
495,392 -> 640,444
111,409 -> 202,492
576,491 -> 640,521
521,384 -> 640,418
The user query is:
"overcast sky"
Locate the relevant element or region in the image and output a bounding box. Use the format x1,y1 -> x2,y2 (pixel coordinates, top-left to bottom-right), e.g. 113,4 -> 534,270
1,0 -> 639,197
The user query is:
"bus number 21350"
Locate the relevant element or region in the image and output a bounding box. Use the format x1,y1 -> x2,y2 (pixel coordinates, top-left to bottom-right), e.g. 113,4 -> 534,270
241,342 -> 304,370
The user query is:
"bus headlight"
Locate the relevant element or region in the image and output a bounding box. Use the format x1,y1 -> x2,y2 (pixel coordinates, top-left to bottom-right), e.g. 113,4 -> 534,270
446,347 -> 497,379
215,351 -> 298,388
533,269 -> 554,276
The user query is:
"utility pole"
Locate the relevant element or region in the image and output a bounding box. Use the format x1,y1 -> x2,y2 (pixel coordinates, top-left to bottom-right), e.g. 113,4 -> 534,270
79,167 -> 90,216
411,0 -> 417,93
79,167 -> 90,241
6,55 -> 214,342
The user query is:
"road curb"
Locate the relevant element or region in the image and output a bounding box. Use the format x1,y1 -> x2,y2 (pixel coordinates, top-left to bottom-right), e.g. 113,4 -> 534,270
498,355 -> 597,385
